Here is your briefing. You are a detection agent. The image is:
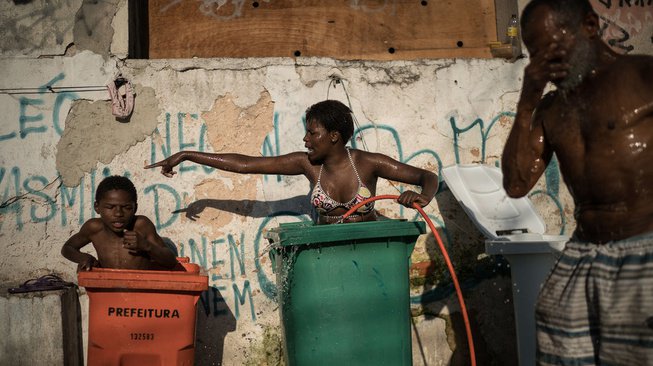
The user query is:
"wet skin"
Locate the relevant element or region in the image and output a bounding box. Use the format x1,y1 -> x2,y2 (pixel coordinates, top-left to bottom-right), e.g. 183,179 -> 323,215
61,189 -> 177,270
501,4 -> 653,243
146,119 -> 438,224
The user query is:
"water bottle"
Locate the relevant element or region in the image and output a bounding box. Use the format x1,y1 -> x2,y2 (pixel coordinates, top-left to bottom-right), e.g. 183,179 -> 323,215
507,14 -> 519,58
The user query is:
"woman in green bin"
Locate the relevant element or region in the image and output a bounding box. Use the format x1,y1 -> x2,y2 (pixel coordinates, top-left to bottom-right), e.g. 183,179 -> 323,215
146,100 -> 438,224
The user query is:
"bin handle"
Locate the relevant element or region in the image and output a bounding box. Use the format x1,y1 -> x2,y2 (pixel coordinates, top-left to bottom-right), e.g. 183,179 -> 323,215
342,195 -> 477,366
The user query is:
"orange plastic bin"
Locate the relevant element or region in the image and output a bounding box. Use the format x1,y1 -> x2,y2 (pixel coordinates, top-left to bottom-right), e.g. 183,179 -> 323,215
78,258 -> 208,366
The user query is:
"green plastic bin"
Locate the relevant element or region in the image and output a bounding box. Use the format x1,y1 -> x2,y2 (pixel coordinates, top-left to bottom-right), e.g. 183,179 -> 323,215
266,219 -> 426,366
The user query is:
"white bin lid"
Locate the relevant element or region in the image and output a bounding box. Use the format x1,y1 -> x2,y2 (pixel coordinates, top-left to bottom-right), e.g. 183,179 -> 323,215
441,164 -> 546,240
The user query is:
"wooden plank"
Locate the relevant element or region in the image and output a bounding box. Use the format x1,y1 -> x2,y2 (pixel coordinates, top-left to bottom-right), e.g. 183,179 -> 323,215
149,0 -> 497,60
61,287 -> 83,366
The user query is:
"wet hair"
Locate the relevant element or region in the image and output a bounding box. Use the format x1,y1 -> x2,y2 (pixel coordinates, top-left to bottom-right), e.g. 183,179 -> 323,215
521,0 -> 595,31
95,175 -> 137,204
305,100 -> 354,143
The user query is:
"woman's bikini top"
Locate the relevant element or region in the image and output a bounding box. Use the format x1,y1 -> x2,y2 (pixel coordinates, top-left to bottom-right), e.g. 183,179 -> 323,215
310,148 -> 375,218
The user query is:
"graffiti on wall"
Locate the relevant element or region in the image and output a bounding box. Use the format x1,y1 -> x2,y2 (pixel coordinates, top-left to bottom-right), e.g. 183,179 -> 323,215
0,68 -> 573,327
448,112 -> 566,233
150,107 -> 566,317
158,0 -> 263,19
595,0 -> 653,8
1,0 -> 78,54
1,101 -> 567,324
0,72 -> 77,142
592,0 -> 653,52
158,0 -> 400,18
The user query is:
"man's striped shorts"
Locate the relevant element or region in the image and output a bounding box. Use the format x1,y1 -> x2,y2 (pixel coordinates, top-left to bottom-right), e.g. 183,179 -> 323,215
536,232 -> 653,366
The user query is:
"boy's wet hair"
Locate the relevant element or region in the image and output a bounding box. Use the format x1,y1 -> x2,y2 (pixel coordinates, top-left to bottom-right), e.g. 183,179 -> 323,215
95,175 -> 137,204
305,100 -> 355,143
521,0 -> 594,31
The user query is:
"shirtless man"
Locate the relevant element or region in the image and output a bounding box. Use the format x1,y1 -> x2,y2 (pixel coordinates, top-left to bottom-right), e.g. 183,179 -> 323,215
61,175 -> 178,271
501,0 -> 653,364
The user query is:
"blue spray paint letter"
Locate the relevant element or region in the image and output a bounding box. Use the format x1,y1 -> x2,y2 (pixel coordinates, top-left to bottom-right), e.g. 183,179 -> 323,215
144,183 -> 181,230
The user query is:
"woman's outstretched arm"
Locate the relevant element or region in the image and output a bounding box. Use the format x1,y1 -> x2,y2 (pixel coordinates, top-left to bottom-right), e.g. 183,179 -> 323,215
145,151 -> 310,177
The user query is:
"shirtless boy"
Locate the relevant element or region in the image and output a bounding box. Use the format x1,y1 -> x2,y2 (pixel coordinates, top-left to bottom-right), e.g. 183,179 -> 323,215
61,175 -> 177,271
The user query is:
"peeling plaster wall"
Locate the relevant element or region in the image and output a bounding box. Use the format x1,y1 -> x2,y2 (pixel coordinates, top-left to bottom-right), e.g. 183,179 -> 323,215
56,84 -> 161,187
0,1 -> 651,365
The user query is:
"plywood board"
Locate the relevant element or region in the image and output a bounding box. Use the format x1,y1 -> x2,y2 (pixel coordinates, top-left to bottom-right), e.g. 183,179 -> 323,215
149,0 -> 498,60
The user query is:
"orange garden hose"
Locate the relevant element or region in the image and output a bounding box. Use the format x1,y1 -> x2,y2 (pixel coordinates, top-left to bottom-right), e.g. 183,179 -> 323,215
341,195 -> 476,366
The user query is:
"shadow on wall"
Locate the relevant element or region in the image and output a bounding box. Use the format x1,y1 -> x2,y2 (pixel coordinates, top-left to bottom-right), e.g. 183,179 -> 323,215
194,286 -> 237,366
412,187 -> 517,366
167,194 -> 312,365
172,195 -> 314,221
158,238 -> 235,364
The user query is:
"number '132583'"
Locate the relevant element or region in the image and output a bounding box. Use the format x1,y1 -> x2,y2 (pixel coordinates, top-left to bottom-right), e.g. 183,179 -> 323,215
130,333 -> 155,340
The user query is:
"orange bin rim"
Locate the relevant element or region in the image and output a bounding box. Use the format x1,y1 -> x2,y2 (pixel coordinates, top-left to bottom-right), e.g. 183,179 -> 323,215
77,257 -> 208,292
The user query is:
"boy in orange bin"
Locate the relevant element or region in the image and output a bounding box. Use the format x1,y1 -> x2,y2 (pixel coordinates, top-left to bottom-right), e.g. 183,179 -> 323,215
62,175 -> 177,271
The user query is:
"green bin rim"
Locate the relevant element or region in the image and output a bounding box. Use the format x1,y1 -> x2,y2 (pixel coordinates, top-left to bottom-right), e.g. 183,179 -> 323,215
265,219 -> 426,246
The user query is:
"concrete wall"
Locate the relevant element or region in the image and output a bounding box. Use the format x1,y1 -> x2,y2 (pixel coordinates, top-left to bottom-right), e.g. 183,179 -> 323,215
1,1 -> 651,365
0,287 -> 83,365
